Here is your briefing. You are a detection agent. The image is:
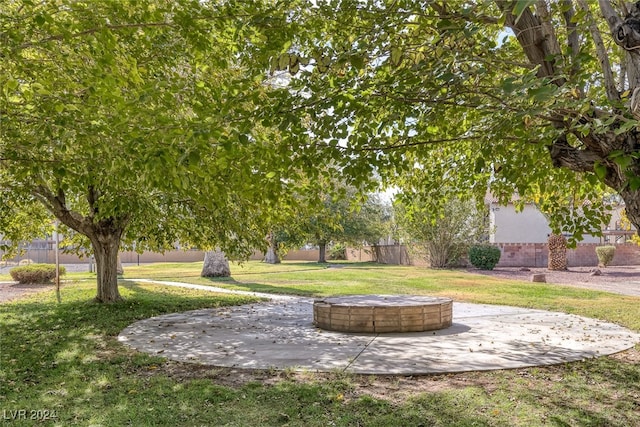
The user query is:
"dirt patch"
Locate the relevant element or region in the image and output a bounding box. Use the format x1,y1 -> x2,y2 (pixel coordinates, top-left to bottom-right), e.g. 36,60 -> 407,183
466,265 -> 639,284
465,265 -> 640,296
141,346 -> 640,399
0,282 -> 55,303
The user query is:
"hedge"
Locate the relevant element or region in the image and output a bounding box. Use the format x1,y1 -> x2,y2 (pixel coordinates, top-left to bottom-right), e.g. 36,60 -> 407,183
10,264 -> 66,284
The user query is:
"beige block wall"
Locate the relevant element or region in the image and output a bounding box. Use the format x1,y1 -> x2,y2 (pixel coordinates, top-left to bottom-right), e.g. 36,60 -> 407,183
6,244 -> 638,268
3,248 -> 321,264
348,244 -> 640,268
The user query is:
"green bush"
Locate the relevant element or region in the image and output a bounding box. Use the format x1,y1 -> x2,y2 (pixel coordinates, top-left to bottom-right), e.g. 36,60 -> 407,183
595,245 -> 616,267
10,264 -> 66,284
468,245 -> 501,270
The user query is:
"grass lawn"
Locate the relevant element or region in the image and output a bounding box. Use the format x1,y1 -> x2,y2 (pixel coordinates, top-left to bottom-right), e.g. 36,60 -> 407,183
1,261 -> 639,426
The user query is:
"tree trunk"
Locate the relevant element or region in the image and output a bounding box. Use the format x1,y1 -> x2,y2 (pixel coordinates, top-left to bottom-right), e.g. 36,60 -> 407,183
263,232 -> 281,264
264,246 -> 281,264
318,241 -> 327,263
427,241 -> 449,268
30,184 -> 129,303
547,234 -> 568,271
90,233 -> 123,303
201,250 -> 231,277
620,188 -> 640,233
116,255 -> 124,276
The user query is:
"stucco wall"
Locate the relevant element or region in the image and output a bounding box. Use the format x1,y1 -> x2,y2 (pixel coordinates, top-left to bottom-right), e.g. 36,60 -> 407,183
490,203 -> 601,244
490,204 -> 551,243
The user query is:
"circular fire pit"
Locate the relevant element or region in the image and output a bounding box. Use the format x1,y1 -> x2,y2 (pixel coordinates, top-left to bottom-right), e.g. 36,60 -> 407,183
313,295 -> 453,333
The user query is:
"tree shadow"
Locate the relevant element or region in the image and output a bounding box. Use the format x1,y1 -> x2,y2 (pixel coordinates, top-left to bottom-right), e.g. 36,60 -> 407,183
198,275 -> 317,297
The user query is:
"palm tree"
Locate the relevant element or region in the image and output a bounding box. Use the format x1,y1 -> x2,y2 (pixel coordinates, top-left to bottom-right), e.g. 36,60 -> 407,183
547,234 -> 568,271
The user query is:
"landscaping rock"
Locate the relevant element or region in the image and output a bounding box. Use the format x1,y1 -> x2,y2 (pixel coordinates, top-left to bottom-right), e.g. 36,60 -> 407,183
531,273 -> 546,283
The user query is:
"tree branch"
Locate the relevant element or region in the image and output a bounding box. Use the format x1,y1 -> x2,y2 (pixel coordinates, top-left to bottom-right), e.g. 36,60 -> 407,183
430,2 -> 500,26
547,135 -> 603,173
31,184 -> 87,233
598,0 -> 623,29
18,22 -> 174,50
562,0 -> 580,59
337,135 -> 497,153
577,0 -> 619,102
87,185 -> 99,219
562,0 -> 581,87
497,1 -> 565,84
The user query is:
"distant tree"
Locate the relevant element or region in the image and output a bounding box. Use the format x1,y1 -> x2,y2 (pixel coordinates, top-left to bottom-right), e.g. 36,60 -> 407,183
395,192 -> 489,268
0,201 -> 53,258
303,188 -> 390,263
263,232 -> 281,265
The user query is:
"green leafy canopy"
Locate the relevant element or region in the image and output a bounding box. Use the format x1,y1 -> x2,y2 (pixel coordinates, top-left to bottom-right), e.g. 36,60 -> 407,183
0,0 -> 305,258
267,0 -> 640,240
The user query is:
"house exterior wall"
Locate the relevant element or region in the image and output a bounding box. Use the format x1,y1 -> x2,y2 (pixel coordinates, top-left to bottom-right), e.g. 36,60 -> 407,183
489,203 -> 602,244
490,204 -> 551,243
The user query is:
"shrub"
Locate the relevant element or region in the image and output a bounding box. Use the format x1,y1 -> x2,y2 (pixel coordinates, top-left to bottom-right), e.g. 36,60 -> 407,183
10,264 -> 66,284
395,197 -> 491,268
595,245 -> 616,267
328,243 -> 347,260
468,245 -> 501,270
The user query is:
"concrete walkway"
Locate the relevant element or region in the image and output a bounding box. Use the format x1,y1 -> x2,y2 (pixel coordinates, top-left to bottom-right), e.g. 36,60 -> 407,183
118,279 -> 640,375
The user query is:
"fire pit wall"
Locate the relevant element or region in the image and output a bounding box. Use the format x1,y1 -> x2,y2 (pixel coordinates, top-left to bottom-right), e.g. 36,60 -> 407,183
313,296 -> 453,333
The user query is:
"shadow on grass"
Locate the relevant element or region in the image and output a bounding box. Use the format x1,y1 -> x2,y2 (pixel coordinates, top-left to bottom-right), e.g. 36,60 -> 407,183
199,275 -> 317,297
0,283 -> 254,424
231,261 -> 387,275
2,282 -> 640,426
1,282 -> 258,388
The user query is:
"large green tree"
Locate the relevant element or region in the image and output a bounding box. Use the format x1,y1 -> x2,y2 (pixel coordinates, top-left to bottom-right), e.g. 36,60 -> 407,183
300,187 -> 390,263
269,0 -> 640,240
0,1 -> 300,302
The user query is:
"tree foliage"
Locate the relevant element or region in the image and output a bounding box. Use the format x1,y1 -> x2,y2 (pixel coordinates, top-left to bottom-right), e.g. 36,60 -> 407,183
274,182 -> 391,263
7,0 -> 640,301
305,189 -> 390,262
0,0 -> 302,301
395,190 -> 490,268
270,0 -> 640,242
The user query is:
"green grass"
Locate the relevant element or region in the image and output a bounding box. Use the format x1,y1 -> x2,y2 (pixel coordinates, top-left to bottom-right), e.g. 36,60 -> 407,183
1,261 -> 639,426
123,261 -> 640,331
